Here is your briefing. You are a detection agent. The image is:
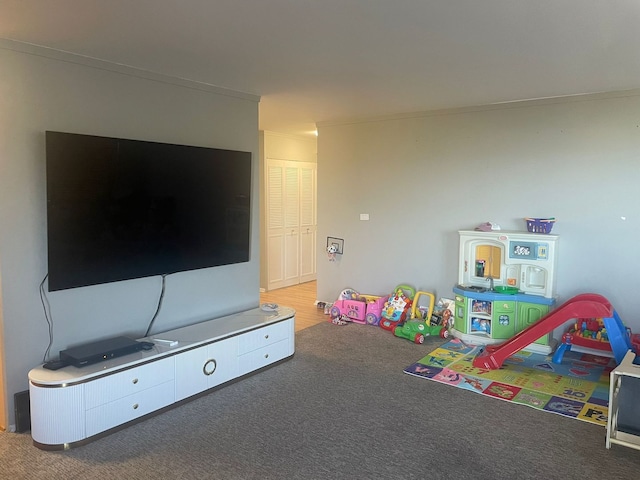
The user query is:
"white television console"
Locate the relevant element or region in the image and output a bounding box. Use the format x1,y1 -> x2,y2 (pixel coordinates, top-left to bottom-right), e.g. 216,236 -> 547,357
28,307 -> 295,450
606,349 -> 640,451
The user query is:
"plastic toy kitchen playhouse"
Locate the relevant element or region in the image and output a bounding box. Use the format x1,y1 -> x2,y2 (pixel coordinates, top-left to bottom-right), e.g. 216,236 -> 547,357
451,229 -> 559,353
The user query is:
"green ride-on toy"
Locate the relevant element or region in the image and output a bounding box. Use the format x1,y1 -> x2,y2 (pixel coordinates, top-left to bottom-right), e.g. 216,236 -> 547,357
393,320 -> 449,344
391,291 -> 449,344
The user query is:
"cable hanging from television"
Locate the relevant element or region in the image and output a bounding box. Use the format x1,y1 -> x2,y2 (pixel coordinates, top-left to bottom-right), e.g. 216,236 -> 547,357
39,274 -> 54,363
144,274 -> 168,338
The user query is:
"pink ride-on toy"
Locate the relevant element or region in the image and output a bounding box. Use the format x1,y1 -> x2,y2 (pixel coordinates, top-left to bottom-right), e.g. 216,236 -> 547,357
329,289 -> 388,325
361,294 -> 388,326
330,298 -> 367,324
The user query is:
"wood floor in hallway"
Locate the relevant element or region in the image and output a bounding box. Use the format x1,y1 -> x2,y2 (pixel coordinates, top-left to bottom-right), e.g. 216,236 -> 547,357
260,281 -> 327,332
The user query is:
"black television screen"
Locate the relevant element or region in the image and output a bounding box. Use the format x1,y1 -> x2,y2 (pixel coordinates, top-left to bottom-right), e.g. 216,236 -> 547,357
45,131 -> 251,292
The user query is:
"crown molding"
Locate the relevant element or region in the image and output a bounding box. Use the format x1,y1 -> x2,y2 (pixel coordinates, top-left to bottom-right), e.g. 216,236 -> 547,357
317,88 -> 640,128
0,37 -> 260,103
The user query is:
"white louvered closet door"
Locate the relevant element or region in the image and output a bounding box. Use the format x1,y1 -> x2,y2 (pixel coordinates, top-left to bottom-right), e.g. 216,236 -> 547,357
266,159 -> 316,290
282,165 -> 300,285
299,164 -> 316,283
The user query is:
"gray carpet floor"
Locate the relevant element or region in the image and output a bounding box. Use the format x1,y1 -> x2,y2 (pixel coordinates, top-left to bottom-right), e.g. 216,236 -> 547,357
2,321 -> 640,479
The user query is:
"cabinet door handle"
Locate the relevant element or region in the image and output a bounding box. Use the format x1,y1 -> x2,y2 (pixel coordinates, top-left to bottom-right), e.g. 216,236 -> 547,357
133,403 -> 139,410
264,353 -> 269,359
203,359 -> 217,376
132,378 -> 138,384
264,334 -> 269,339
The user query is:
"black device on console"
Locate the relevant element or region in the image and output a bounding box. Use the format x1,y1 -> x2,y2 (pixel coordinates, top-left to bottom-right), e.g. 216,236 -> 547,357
42,360 -> 69,371
59,336 -> 152,367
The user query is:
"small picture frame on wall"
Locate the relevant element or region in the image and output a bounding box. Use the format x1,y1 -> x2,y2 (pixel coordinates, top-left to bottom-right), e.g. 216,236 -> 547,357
327,237 -> 344,255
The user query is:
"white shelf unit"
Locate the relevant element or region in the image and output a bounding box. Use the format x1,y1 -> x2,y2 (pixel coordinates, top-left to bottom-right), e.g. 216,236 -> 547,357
29,307 -> 295,450
606,350 -> 640,450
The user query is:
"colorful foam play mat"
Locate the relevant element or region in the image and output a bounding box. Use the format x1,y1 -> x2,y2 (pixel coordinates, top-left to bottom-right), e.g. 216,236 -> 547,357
404,338 -> 615,426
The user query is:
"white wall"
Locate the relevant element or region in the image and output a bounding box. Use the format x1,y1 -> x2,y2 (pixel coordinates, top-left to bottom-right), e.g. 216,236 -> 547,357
0,41 -> 260,429
259,131 -> 317,290
316,91 -> 640,333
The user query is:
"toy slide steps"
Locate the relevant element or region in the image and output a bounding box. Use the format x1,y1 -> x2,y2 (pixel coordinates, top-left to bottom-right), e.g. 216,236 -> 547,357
472,293 -> 614,370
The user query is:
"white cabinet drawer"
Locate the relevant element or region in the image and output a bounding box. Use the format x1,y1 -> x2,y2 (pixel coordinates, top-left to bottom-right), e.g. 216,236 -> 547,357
85,356 -> 174,409
174,336 -> 239,401
238,338 -> 292,376
85,380 -> 175,437
238,320 -> 291,355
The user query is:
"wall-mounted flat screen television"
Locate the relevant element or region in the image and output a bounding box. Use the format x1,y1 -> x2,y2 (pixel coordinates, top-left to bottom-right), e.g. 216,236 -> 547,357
46,131 -> 252,292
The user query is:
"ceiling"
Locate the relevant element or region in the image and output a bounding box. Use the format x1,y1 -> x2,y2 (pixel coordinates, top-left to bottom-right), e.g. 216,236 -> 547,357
2,0 -> 640,137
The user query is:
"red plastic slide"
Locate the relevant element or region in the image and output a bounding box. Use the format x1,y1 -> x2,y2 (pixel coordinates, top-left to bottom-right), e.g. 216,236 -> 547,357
472,293 -> 613,370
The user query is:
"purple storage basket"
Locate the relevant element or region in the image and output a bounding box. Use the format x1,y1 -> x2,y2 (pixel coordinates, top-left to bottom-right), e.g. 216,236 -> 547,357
525,217 -> 555,234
